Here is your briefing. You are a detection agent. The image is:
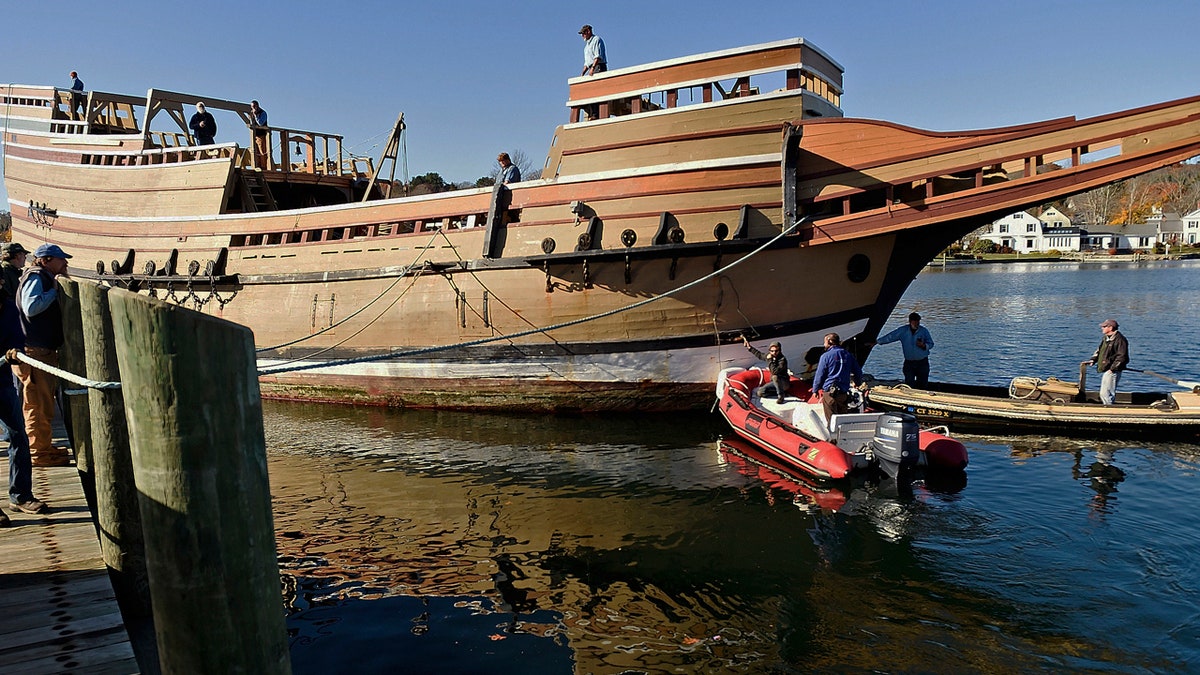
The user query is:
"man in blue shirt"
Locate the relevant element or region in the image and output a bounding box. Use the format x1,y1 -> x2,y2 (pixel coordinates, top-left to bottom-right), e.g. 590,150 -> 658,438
68,70 -> 85,121
812,332 -> 864,425
579,25 -> 606,76
873,312 -> 934,387
14,244 -> 72,469
250,100 -> 270,169
578,24 -> 607,121
497,153 -> 521,185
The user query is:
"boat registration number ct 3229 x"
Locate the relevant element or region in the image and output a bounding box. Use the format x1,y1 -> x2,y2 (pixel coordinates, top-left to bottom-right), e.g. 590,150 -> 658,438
907,406 -> 952,419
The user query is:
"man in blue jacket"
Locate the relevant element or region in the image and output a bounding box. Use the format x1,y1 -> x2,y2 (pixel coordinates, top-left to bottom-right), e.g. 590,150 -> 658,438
873,312 -> 934,387
812,332 -> 864,425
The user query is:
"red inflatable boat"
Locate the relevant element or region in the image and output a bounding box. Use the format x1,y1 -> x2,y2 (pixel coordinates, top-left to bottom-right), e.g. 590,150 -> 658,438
716,367 -> 968,480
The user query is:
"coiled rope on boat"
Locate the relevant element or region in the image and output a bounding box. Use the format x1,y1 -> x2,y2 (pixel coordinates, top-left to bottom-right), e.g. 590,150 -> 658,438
256,218 -> 807,377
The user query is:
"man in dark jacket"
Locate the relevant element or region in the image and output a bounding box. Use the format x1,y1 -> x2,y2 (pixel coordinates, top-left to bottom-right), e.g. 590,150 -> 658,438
2,276 -> 44,519
743,336 -> 790,404
189,101 -> 217,145
1089,318 -> 1129,405
0,242 -> 28,302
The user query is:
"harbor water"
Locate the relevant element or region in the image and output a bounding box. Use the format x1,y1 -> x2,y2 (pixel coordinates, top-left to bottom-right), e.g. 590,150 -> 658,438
269,260 -> 1200,674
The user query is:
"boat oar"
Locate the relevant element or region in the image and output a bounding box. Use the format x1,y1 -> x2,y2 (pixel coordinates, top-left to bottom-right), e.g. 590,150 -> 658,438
1127,368 -> 1200,393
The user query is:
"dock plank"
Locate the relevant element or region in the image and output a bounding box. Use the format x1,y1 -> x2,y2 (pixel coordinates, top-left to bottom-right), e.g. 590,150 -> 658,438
0,461 -> 137,674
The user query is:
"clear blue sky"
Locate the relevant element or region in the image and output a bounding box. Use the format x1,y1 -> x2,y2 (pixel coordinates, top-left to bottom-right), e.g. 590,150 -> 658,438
2,0 -> 1198,207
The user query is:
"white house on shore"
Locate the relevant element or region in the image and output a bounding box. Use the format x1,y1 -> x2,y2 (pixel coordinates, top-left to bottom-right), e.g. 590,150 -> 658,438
1178,208 -> 1200,245
1081,221 -> 1159,251
978,207 -> 1082,252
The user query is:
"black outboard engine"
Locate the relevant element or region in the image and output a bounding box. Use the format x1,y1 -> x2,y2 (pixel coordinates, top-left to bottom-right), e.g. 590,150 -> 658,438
870,413 -> 921,477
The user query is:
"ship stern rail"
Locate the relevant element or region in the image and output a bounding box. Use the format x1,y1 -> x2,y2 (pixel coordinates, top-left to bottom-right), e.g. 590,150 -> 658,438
564,37 -> 843,125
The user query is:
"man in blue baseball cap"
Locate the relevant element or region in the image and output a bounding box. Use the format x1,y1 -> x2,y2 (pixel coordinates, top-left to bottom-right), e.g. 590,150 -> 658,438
11,243 -> 73,476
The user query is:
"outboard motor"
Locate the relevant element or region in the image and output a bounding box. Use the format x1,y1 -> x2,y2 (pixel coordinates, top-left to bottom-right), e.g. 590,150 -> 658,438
870,413 -> 920,477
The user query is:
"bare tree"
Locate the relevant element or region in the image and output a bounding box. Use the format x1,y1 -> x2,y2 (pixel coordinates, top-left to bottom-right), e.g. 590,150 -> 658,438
1069,184 -> 1123,227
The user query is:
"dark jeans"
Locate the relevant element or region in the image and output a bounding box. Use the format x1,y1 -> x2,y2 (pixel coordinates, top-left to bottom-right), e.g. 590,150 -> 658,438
768,374 -> 790,401
2,377 -> 33,503
903,358 -> 930,388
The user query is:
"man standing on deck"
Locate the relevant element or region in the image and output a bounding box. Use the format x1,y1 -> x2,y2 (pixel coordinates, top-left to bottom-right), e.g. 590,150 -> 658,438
68,71 -> 85,121
14,244 -> 72,468
250,100 -> 270,169
1088,318 -> 1129,405
578,24 -> 607,121
497,152 -> 521,185
189,102 -> 217,145
813,332 -> 864,425
579,25 -> 606,76
871,312 -> 935,387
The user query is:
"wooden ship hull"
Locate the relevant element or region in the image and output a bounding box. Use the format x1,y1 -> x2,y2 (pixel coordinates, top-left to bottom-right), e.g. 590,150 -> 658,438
866,380 -> 1200,439
4,38 -> 1200,411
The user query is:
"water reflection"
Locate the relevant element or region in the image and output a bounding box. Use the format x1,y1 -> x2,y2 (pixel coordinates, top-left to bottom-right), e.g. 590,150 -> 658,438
266,401 -> 1150,673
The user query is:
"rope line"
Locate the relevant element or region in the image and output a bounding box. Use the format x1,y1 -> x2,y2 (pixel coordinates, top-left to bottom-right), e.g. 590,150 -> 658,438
12,352 -> 121,391
255,227 -> 444,352
257,218 -> 805,377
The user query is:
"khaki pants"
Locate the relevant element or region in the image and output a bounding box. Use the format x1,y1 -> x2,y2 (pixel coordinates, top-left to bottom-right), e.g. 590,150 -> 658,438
12,346 -> 64,459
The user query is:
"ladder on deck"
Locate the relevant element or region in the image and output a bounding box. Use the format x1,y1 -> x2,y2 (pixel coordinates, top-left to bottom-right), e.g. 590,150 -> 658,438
240,172 -> 277,212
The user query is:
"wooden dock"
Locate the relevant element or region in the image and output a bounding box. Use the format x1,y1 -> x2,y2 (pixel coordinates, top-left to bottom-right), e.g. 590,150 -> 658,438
0,462 -> 137,674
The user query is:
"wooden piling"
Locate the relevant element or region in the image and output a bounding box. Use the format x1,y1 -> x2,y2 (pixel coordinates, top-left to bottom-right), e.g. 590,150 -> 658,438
55,279 -> 95,508
107,287 -> 291,674
77,280 -> 161,674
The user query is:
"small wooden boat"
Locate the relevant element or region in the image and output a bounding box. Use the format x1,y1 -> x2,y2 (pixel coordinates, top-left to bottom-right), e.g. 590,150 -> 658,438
866,366 -> 1200,438
715,367 -> 968,479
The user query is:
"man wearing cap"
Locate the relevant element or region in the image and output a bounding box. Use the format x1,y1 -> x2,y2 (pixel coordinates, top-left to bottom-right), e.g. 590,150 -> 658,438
0,242 -> 29,303
13,243 -> 73,467
578,25 -> 606,77
743,335 -> 791,404
1088,319 -> 1129,405
872,311 -> 935,387
1,253 -> 45,518
189,101 -> 217,146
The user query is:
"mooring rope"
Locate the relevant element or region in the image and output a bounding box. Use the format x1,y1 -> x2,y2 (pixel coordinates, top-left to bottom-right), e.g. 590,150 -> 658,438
255,227 -> 444,353
257,218 -> 806,377
9,351 -> 121,392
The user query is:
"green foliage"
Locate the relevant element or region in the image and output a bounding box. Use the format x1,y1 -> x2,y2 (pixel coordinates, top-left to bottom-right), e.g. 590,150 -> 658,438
475,176 -> 496,188
970,239 -> 997,254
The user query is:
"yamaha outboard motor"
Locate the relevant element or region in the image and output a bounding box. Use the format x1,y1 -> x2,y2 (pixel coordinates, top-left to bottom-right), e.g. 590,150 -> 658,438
870,413 -> 920,477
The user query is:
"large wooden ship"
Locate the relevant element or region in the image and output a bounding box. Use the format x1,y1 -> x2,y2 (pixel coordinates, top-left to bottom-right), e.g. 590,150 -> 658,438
4,38 -> 1200,411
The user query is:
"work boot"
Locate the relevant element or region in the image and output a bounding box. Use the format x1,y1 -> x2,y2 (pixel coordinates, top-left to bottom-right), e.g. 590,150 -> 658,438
10,498 -> 48,514
31,454 -> 72,467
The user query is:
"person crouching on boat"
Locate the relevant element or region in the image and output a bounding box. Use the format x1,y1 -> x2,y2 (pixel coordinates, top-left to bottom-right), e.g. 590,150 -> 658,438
1088,318 -> 1129,405
813,332 -> 864,425
743,336 -> 790,404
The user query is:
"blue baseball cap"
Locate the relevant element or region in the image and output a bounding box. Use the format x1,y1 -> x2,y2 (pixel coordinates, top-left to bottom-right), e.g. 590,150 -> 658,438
34,243 -> 72,259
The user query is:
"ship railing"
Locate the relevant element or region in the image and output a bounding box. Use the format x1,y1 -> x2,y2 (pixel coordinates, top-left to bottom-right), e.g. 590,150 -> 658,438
80,141 -> 238,167
240,125 -> 357,178
565,37 -> 844,124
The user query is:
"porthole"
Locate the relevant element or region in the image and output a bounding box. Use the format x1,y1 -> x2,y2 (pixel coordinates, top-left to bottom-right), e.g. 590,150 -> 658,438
847,254 -> 871,283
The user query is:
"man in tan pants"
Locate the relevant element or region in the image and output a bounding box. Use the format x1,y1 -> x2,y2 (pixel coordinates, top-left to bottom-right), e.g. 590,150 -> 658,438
13,244 -> 72,467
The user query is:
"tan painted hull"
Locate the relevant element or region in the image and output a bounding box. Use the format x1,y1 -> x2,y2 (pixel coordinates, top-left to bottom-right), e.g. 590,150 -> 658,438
5,39 -> 1200,410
